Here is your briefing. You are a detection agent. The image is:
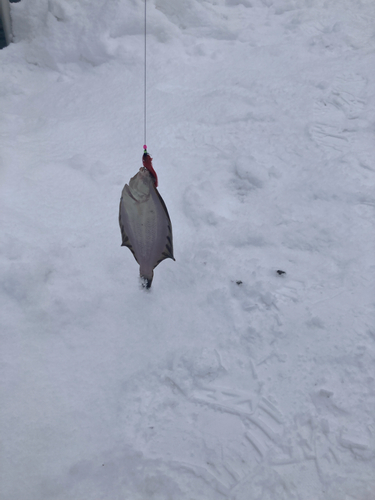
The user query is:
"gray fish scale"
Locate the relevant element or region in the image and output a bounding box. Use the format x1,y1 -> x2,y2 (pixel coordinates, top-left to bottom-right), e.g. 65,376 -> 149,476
119,168 -> 174,282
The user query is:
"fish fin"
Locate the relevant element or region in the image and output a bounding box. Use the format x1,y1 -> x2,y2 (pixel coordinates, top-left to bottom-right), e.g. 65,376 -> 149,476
119,198 -> 139,264
152,185 -> 175,267
140,275 -> 153,289
154,186 -> 172,223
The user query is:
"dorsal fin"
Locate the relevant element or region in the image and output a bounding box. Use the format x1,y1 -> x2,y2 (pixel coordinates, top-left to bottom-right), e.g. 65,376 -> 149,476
118,198 -> 139,264
152,186 -> 175,267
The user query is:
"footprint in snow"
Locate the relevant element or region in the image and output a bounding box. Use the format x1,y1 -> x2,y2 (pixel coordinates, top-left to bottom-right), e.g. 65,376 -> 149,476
310,74 -> 367,157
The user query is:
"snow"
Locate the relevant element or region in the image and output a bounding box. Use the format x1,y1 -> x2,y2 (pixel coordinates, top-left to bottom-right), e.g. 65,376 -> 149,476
1,0 -> 375,498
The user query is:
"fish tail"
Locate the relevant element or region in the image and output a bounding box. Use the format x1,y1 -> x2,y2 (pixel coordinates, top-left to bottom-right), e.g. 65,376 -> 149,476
140,270 -> 154,289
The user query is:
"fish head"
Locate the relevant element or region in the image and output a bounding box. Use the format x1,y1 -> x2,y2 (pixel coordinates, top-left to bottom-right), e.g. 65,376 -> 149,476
127,168 -> 153,202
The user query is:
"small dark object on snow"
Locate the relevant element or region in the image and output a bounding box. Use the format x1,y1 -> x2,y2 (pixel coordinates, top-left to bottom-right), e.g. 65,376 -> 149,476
236,280 -> 243,285
276,270 -> 286,275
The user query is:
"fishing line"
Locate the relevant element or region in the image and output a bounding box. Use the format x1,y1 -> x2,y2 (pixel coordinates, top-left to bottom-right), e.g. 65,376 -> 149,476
143,0 -> 147,149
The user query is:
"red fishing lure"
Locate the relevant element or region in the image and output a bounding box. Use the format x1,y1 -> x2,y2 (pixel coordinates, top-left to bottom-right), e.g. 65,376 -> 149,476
142,146 -> 158,187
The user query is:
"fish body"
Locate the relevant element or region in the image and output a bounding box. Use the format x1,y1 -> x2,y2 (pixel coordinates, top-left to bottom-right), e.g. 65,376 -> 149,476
119,167 -> 174,287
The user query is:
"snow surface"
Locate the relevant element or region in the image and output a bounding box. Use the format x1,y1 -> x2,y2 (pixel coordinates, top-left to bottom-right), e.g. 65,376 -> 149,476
1,0 -> 375,498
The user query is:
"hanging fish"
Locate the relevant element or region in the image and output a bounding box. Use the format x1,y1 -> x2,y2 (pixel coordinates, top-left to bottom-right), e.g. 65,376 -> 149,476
119,150 -> 175,288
